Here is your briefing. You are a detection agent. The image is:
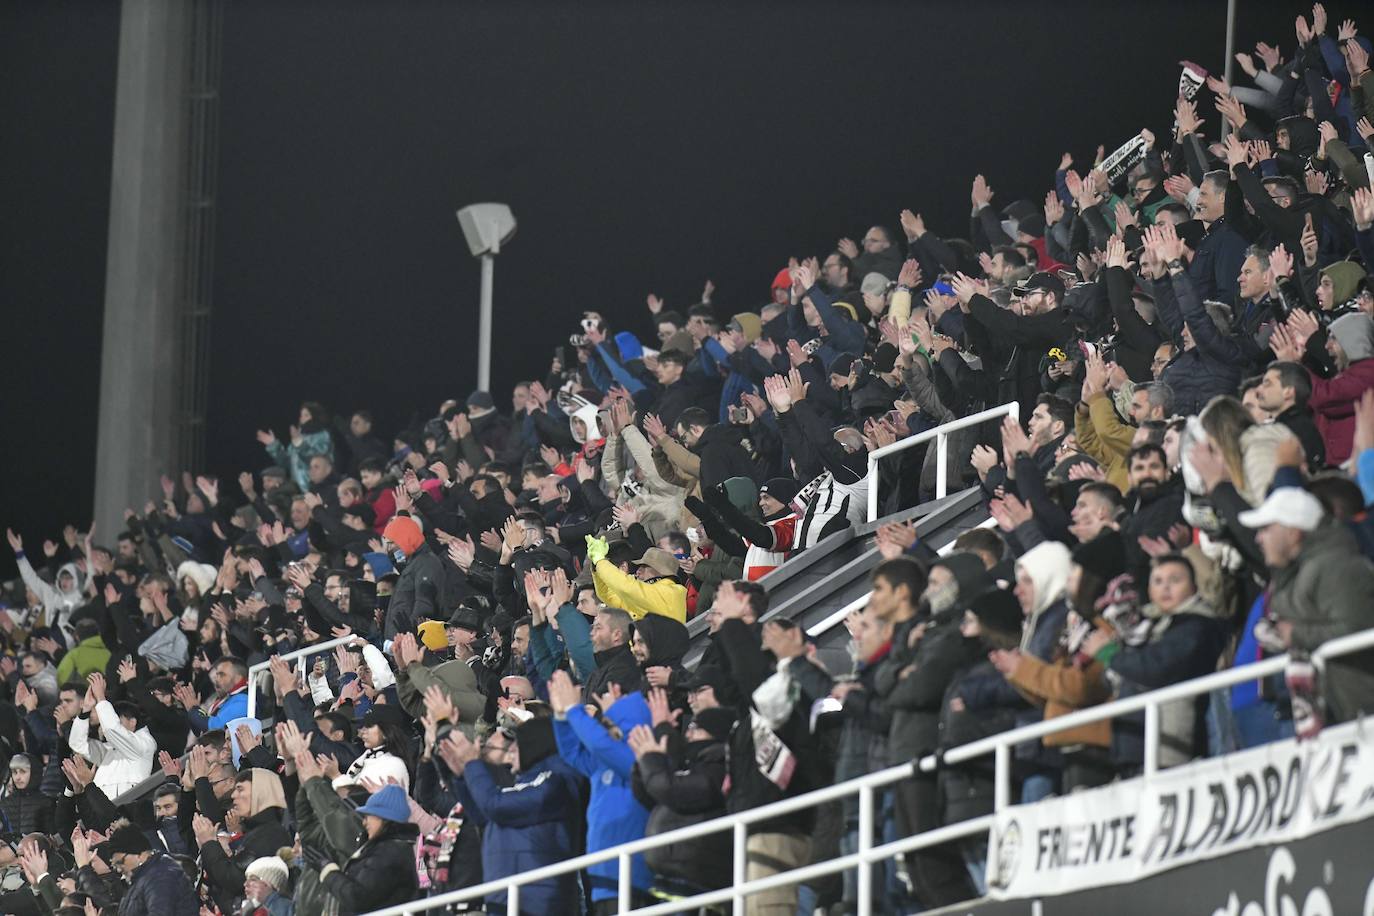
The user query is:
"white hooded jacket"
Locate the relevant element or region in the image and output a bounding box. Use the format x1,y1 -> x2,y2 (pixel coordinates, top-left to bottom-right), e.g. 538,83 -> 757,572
16,558 -> 85,636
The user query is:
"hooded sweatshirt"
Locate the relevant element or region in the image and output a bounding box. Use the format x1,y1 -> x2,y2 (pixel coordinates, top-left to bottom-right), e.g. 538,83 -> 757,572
1014,541 -> 1072,651
15,558 -> 84,635
1310,312 -> 1374,464
634,614 -> 689,670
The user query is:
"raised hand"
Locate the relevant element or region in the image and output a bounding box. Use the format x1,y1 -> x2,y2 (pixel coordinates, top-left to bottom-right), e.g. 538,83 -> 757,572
1300,213 -> 1319,267
1296,13 -> 1313,45
1215,94 -> 1248,131
949,273 -> 981,307
117,656 -> 138,684
970,174 -> 994,208
63,756 -> 95,793
1173,98 -> 1202,137
13,681 -> 36,713
837,237 -> 860,259
235,722 -> 262,755
448,535 -> 475,572
970,444 -> 1000,479
899,209 -> 926,240
612,502 -> 640,529
6,529 -> 22,554
646,293 -> 664,315
897,258 -> 922,288
1255,41 -> 1282,71
1044,190 -> 1066,226
1270,323 -> 1304,362
1347,44 -> 1370,83
1353,186 -> 1374,230
1286,309 -> 1321,352
1234,51 -> 1258,79
1268,243 -> 1295,289
1000,415 -> 1033,458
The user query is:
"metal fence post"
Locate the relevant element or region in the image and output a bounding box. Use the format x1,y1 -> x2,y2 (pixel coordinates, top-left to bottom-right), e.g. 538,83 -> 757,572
867,453 -> 879,522
935,432 -> 948,499
1143,701 -> 1160,777
507,881 -> 519,915
618,850 -> 631,913
993,743 -> 1011,812
857,783 -> 874,914
733,820 -> 748,916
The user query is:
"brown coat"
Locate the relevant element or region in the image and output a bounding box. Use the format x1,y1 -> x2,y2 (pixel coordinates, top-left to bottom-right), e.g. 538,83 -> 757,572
1007,629 -> 1113,749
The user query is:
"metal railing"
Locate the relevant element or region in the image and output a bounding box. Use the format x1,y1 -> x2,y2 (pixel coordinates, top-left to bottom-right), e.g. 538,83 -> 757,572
803,518 -> 998,639
364,622 -> 1374,916
865,401 -> 1019,522
245,634 -> 356,719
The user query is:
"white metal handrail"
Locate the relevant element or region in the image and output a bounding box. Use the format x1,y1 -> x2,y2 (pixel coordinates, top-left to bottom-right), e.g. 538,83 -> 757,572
805,518 -> 998,638
866,401 -> 1019,521
245,634 -> 355,719
365,622 -> 1374,916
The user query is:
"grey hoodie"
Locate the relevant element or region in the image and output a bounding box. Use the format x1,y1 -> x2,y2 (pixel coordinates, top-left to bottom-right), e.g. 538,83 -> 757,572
1329,312 -> 1374,364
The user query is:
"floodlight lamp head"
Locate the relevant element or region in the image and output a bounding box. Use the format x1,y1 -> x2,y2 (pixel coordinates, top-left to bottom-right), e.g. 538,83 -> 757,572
456,203 -> 516,257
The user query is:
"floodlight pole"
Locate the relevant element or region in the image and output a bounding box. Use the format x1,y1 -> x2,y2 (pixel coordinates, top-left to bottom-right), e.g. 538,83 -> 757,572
1221,0 -> 1237,140
478,251 -> 495,391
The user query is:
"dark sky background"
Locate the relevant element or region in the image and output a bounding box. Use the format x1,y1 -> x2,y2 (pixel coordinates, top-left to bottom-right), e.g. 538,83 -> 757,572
4,0 -> 1300,568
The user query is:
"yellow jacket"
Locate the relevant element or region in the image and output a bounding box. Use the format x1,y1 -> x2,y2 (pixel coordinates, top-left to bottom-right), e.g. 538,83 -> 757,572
592,560 -> 688,624
1074,392 -> 1134,493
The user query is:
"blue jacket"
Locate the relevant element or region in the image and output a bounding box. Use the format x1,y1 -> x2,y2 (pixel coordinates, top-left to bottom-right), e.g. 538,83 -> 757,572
462,755 -> 584,915
187,689 -> 249,734
555,692 -> 653,900
791,284 -> 866,369
698,338 -> 754,425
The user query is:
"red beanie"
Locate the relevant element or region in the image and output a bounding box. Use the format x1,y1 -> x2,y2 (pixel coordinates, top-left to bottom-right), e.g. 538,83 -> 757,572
771,268 -> 792,291
383,516 -> 424,557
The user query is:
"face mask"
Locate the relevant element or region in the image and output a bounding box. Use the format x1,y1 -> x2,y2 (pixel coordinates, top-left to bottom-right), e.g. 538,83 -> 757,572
926,581 -> 959,615
392,549 -> 407,567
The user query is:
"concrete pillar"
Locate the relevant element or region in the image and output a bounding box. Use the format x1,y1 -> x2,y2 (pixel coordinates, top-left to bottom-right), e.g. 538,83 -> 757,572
92,0 -> 190,538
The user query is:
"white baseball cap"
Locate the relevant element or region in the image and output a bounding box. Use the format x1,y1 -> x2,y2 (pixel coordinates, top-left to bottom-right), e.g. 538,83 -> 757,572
1237,488 -> 1324,532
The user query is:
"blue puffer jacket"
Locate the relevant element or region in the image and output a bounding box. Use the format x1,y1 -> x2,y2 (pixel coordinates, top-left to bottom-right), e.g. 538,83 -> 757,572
555,692 -> 653,901
462,755 -> 584,915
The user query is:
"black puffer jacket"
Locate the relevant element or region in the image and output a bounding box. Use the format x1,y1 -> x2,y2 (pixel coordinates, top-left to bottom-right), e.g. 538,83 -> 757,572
635,740 -> 730,891
385,541 -> 445,639
0,757 -> 52,835
117,851 -> 200,916
320,820 -> 421,915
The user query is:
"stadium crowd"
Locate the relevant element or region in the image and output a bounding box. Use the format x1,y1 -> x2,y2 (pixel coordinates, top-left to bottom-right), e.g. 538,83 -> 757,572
5,5 -> 1374,914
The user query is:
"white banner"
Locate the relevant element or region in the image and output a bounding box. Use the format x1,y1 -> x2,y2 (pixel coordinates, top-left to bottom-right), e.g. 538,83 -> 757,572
986,720 -> 1374,899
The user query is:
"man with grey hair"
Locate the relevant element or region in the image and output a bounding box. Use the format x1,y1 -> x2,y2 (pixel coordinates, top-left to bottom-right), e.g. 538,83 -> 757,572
1190,169 -> 1248,303
1128,381 -> 1173,424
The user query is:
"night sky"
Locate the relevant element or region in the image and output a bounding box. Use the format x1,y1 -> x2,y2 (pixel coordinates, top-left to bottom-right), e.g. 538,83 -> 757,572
3,0 -> 1301,569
